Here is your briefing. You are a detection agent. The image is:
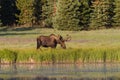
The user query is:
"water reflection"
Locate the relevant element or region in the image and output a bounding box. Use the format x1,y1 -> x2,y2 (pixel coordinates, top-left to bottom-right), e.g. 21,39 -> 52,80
0,63 -> 120,80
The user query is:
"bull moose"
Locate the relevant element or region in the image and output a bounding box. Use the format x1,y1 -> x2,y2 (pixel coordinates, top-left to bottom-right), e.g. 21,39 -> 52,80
36,34 -> 71,49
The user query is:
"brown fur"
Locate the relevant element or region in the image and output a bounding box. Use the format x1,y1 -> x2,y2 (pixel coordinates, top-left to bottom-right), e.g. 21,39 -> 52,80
37,34 -> 66,49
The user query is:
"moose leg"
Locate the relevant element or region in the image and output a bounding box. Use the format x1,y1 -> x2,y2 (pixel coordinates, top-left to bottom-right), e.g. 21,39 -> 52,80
37,44 -> 41,49
37,38 -> 41,49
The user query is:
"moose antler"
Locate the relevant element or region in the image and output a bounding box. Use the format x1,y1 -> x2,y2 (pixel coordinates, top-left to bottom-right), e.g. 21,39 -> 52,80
64,34 -> 71,41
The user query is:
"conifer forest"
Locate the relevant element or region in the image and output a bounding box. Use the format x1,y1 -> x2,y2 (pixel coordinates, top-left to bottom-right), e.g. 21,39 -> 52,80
0,0 -> 120,31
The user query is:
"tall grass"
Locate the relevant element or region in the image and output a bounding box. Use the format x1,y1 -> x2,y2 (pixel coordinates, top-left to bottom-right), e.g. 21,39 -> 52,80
0,47 -> 120,64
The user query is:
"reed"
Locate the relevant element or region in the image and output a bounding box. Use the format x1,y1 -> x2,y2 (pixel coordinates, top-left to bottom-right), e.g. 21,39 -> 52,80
0,47 -> 120,64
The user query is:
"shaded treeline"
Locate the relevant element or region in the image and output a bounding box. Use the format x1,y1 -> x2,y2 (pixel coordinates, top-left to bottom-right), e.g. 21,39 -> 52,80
0,0 -> 19,26
0,0 -> 120,30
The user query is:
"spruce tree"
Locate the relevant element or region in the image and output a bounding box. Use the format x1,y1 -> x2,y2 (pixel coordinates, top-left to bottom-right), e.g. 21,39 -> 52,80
79,0 -> 92,30
101,0 -> 114,28
0,4 -> 2,26
41,0 -> 54,27
33,0 -> 42,25
0,0 -> 17,26
90,0 -> 104,29
0,20 -> 2,26
53,0 -> 81,30
90,0 -> 114,29
16,0 -> 35,26
113,0 -> 120,27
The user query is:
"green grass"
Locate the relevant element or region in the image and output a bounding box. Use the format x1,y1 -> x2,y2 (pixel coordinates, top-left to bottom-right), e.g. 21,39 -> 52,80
0,47 -> 120,64
0,27 -> 120,63
1,27 -> 120,48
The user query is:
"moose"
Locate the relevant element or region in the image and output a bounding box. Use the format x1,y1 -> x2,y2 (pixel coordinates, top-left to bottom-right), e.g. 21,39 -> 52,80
36,34 -> 71,49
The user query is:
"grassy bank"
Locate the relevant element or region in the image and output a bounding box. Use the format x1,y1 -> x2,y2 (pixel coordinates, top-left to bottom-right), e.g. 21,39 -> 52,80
0,47 -> 120,64
0,27 -> 120,63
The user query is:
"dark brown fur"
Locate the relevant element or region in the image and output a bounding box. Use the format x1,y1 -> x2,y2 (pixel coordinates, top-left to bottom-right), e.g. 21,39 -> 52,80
37,34 -> 67,49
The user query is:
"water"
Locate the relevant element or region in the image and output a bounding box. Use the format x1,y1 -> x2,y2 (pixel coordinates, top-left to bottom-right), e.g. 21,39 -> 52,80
0,63 -> 120,80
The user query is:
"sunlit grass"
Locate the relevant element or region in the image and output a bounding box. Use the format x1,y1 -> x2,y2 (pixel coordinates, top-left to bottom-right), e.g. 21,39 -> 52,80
0,47 -> 120,64
0,28 -> 120,49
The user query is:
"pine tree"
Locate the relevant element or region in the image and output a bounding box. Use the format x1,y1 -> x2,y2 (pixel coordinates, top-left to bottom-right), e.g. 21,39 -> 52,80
90,0 -> 114,29
101,0 -> 114,28
0,19 -> 2,26
0,0 -> 17,26
90,0 -> 104,29
0,4 -> 2,26
16,0 -> 35,26
33,0 -> 42,25
41,0 -> 54,27
113,0 -> 120,27
79,0 -> 92,30
53,0 -> 81,30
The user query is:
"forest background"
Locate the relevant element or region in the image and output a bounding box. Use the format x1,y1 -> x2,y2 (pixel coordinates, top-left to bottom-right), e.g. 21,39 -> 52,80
0,0 -> 120,31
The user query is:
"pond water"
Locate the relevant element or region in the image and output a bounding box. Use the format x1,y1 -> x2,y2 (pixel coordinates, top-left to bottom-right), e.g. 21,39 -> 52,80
0,63 -> 120,80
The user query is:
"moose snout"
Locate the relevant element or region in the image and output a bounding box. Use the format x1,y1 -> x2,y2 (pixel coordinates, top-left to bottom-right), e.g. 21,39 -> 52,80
63,47 -> 66,49
62,45 -> 66,49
